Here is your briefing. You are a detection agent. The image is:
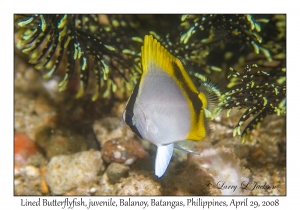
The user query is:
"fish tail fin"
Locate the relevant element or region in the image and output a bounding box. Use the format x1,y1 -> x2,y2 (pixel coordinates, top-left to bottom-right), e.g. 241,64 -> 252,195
155,144 -> 174,178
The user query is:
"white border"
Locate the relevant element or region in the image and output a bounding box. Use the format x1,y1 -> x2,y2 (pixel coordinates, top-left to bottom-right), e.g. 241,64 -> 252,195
3,0 -> 296,209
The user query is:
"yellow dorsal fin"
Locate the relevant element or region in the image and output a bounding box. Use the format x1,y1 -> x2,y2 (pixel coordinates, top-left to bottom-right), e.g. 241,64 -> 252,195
141,35 -> 178,74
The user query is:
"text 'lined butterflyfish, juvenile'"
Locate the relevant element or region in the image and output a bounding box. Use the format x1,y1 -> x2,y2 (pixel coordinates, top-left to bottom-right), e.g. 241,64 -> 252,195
120,35 -> 220,178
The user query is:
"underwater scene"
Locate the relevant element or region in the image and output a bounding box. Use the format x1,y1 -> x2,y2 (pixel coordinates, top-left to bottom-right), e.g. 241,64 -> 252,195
14,14 -> 286,196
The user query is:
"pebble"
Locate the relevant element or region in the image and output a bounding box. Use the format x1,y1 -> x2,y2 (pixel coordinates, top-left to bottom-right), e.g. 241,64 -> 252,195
95,173 -> 115,195
40,166 -> 50,194
115,173 -> 161,195
14,164 -> 44,196
34,125 -> 88,159
24,165 -> 40,178
14,92 -> 56,141
106,162 -> 130,184
89,188 -> 97,194
14,57 -> 44,94
101,137 -> 148,165
45,150 -> 104,195
111,102 -> 126,118
35,95 -> 54,117
42,76 -> 61,99
14,133 -> 38,167
93,117 -> 134,146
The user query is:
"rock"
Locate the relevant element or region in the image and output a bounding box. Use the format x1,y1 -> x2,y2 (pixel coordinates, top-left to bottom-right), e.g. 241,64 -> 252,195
24,165 -> 40,178
14,93 -> 38,140
115,173 -> 161,195
160,158 -> 221,195
34,126 -> 88,159
14,165 -> 43,196
158,146 -> 250,196
42,76 -> 62,100
35,95 -> 53,117
40,166 -> 50,195
14,57 -> 44,94
45,150 -> 104,195
14,92 -> 57,141
93,117 -> 134,146
95,172 -> 115,195
14,133 -> 39,167
188,146 -> 250,195
101,137 -> 148,165
106,162 -> 130,184
251,133 -> 280,164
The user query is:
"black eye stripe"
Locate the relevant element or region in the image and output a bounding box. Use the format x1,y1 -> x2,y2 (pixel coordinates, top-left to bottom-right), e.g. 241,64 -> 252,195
124,81 -> 143,139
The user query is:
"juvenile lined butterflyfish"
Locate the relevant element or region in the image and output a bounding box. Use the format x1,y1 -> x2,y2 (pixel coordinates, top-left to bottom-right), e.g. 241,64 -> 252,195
120,35 -> 220,178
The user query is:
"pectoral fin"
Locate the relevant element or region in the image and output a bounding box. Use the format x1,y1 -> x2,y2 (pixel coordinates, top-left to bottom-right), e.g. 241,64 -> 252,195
174,143 -> 200,155
155,144 -> 174,178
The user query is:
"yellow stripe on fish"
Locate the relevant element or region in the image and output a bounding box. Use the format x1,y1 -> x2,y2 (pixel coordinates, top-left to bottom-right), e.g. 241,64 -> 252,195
120,35 -> 219,177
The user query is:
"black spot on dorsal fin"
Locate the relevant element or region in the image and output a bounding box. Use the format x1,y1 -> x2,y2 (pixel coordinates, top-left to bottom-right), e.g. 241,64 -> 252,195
177,56 -> 221,111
